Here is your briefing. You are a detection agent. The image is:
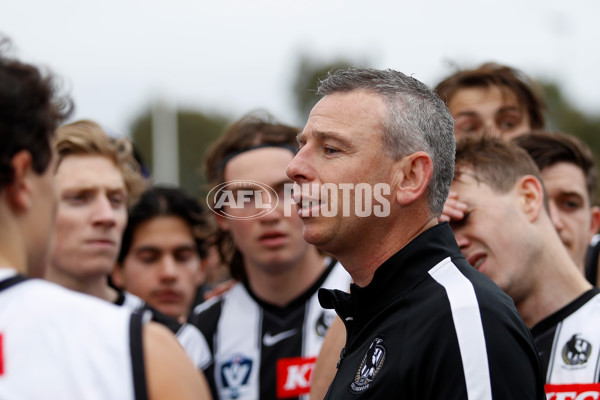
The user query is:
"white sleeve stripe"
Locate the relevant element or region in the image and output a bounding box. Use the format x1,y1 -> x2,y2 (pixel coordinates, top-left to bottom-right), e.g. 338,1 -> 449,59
428,257 -> 493,400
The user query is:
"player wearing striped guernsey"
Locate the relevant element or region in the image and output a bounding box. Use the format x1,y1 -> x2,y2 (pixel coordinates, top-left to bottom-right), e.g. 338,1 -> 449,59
191,114 -> 351,400
286,68 -> 544,399
451,137 -> 600,399
0,41 -> 209,399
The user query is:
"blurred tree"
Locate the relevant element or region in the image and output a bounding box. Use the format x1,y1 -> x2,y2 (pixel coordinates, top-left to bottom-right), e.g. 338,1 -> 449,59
542,81 -> 600,160
292,55 -> 367,122
130,109 -> 231,200
541,81 -> 600,203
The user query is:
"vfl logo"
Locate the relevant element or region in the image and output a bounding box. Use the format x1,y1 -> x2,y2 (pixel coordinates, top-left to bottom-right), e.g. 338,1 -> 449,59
350,337 -> 386,393
221,355 -> 253,399
562,334 -> 592,366
315,311 -> 335,338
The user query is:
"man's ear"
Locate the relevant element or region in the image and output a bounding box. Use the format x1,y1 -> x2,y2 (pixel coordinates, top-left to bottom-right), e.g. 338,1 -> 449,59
588,205 -> 600,241
110,264 -> 126,289
7,150 -> 34,212
393,151 -> 433,206
516,175 -> 544,222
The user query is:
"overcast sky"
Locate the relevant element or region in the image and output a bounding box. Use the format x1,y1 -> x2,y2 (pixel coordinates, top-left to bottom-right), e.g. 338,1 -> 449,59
2,0 -> 599,136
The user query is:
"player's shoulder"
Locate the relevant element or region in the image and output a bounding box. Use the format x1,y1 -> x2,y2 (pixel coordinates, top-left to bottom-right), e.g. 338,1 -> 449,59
192,281 -> 247,316
10,278 -> 131,322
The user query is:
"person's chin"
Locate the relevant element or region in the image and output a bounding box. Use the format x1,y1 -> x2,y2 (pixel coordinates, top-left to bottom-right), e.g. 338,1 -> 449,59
303,228 -> 335,252
154,303 -> 182,320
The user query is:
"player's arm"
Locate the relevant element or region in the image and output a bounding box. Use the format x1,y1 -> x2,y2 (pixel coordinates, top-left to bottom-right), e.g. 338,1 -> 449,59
310,316 -> 346,400
144,321 -> 212,400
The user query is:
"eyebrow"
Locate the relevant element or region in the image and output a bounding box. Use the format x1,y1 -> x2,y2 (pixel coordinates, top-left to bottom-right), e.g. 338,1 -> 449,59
556,190 -> 586,198
297,130 -> 353,149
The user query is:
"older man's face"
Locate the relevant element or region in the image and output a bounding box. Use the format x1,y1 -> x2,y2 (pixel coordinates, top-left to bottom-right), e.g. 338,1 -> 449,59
286,89 -> 396,256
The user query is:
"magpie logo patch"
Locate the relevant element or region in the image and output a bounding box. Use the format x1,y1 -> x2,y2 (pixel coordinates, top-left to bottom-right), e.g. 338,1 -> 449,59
315,311 -> 335,337
350,337 -> 386,393
562,334 -> 592,367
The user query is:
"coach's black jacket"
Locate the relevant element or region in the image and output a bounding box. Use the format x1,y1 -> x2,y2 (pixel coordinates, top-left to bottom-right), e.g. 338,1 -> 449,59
320,222 -> 545,399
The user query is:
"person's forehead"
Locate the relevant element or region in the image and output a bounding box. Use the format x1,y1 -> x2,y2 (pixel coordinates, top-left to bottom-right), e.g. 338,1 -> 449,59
132,216 -> 195,246
448,85 -> 524,114
298,90 -> 388,147
303,90 -> 386,133
55,154 -> 126,189
223,147 -> 293,182
541,162 -> 590,197
452,169 -> 495,194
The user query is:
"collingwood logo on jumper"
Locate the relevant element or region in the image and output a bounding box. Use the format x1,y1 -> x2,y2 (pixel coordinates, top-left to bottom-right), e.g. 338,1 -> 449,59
221,355 -> 253,399
315,311 -> 335,338
350,337 -> 386,393
562,334 -> 592,367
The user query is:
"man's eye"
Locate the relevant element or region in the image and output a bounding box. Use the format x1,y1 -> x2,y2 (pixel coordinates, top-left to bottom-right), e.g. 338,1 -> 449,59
461,125 -> 478,133
560,199 -> 582,211
110,195 -> 126,207
454,117 -> 482,136
66,193 -> 89,204
139,254 -> 159,264
324,147 -> 339,155
498,119 -> 518,130
175,250 -> 195,263
450,211 -> 471,230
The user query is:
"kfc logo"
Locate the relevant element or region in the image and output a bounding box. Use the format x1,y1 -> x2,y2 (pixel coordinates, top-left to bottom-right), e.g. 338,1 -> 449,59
276,356 -> 317,398
546,383 -> 600,400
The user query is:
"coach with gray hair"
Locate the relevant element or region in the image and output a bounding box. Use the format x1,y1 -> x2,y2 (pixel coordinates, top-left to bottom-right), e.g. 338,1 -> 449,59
286,67 -> 544,399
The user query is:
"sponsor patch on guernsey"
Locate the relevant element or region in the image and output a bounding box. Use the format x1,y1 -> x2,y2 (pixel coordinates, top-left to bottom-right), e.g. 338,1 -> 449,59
276,356 -> 317,398
546,383 -> 600,400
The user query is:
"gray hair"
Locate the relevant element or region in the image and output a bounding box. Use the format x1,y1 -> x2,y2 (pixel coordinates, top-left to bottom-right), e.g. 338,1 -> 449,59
317,68 -> 455,216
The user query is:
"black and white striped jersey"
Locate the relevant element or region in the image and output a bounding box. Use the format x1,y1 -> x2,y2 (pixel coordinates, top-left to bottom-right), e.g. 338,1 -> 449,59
532,288 -> 600,399
320,223 -> 545,400
0,269 -> 147,399
190,259 -> 351,400
115,290 -> 211,369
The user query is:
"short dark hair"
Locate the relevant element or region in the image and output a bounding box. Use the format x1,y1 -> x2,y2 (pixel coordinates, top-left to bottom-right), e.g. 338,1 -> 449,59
435,62 -> 545,130
0,39 -> 72,188
454,136 -> 546,203
513,131 -> 598,203
204,112 -> 299,281
117,186 -> 212,264
204,112 -> 299,185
